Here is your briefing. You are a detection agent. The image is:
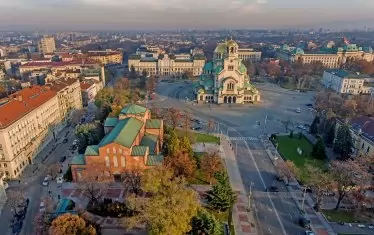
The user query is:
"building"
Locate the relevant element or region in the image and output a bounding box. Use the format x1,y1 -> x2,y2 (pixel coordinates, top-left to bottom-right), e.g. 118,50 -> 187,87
87,51 -> 123,65
0,86 -> 60,178
336,116 -> 374,158
321,69 -> 373,95
277,43 -> 374,68
80,79 -> 102,106
46,78 -> 83,122
0,173 -> 7,214
128,53 -> 206,77
39,36 -> 56,54
19,60 -> 98,76
237,48 -> 262,62
194,40 -> 260,104
70,104 -> 164,182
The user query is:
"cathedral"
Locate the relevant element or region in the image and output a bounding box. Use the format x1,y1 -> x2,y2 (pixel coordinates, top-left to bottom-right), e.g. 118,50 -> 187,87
194,40 -> 260,104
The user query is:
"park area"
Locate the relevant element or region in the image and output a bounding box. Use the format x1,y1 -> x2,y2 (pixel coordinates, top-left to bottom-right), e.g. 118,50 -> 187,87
274,135 -> 326,181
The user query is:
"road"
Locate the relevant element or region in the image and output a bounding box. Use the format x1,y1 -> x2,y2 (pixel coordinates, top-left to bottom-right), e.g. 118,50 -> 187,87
153,81 -> 315,235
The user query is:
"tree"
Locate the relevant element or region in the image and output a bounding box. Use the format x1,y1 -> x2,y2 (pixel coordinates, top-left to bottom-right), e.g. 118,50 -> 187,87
243,61 -> 256,77
275,160 -> 299,184
180,136 -> 193,156
49,213 -> 96,235
324,120 -> 336,147
34,197 -> 54,235
165,151 -> 197,179
181,111 -> 193,136
129,65 -> 137,79
190,208 -> 223,235
122,169 -> 142,196
150,104 -> 161,119
311,137 -> 327,160
303,164 -> 332,211
6,189 -> 25,215
70,109 -> 87,126
281,119 -> 293,132
167,130 -> 180,156
146,76 -> 157,93
333,124 -> 353,160
126,167 -> 199,235
200,152 -> 223,185
206,119 -> 215,134
289,130 -> 294,138
309,116 -> 320,135
165,108 -> 181,130
46,163 -> 61,180
115,77 -> 130,90
142,69 -> 148,78
75,123 -> 104,154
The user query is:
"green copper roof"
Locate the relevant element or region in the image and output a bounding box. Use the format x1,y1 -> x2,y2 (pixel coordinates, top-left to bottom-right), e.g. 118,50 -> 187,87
146,154 -> 164,166
140,133 -> 158,154
84,145 -> 99,156
203,79 -> 214,88
131,146 -> 148,156
71,154 -> 86,165
104,117 -> 119,127
215,65 -> 223,74
120,104 -> 147,115
146,119 -> 162,129
99,118 -> 144,148
214,43 -> 227,53
239,63 -> 247,74
203,61 -> 213,72
193,54 -> 206,60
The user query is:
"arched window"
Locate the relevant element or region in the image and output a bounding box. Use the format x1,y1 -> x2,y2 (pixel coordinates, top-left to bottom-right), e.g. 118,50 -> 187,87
227,83 -> 234,91
105,156 -> 110,167
113,156 -> 118,167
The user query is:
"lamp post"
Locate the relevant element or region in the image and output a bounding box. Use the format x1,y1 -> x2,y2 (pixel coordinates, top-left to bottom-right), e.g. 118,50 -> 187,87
248,181 -> 254,211
301,186 -> 307,210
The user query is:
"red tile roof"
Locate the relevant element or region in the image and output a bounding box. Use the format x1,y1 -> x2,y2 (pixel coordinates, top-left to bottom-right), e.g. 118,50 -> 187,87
20,59 -> 98,67
351,116 -> 374,137
0,86 -> 57,128
80,82 -> 94,90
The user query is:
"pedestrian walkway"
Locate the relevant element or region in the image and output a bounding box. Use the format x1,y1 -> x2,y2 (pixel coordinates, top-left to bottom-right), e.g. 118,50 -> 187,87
193,142 -> 258,235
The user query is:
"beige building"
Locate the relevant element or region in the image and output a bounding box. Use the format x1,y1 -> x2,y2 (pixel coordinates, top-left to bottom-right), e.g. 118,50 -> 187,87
39,36 -> 56,54
128,54 -> 206,77
87,51 -> 123,65
237,48 -> 262,62
321,69 -> 372,95
0,86 -> 60,179
194,40 -> 260,104
0,173 -> 7,214
80,79 -> 102,106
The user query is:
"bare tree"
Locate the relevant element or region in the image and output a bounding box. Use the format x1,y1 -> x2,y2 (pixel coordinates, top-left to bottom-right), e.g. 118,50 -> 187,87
70,109 -> 87,126
122,169 -> 142,196
150,104 -> 161,119
34,197 -> 55,235
182,111 -> 192,136
281,119 -> 293,132
206,119 -> 215,134
7,189 -> 25,215
275,160 -> 299,184
165,108 -> 181,130
46,163 -> 61,180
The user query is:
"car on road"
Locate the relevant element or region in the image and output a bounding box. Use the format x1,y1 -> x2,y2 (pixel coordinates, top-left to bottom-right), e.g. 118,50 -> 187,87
62,138 -> 68,143
299,217 -> 311,229
305,103 -> 313,107
267,186 -> 279,192
295,107 -> 301,113
275,176 -> 284,182
59,156 -> 66,163
305,231 -> 315,235
11,221 -> 23,234
56,176 -> 64,184
39,201 -> 45,212
42,177 -> 49,186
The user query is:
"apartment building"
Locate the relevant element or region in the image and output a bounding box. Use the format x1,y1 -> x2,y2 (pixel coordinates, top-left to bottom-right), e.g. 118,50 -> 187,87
128,54 -> 206,77
237,48 -> 262,62
80,79 -> 103,106
87,51 -> 123,65
0,173 -> 7,214
0,86 -> 60,178
19,60 -> 98,76
39,36 -> 56,54
70,104 -> 164,182
321,69 -> 372,95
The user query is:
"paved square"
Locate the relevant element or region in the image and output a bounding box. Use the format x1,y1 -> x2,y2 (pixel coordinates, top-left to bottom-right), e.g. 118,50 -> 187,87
239,214 -> 249,222
62,188 -> 74,197
237,205 -> 246,212
241,225 -> 251,233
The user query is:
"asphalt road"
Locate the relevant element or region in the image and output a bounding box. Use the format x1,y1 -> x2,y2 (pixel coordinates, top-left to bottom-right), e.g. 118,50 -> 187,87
154,80 -> 315,235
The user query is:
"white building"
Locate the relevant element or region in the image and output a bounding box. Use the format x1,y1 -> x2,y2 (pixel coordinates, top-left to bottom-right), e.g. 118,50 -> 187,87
321,69 -> 373,95
237,48 -> 262,62
0,173 -> 7,214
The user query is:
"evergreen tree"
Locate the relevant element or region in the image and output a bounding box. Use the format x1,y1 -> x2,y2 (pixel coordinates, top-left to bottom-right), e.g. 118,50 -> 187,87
129,65 -> 137,79
190,208 -> 223,235
206,172 -> 236,212
167,130 -> 180,156
333,124 -> 353,160
180,136 -> 193,156
309,116 -> 320,135
324,122 -> 336,147
312,137 -> 327,160
289,130 -> 294,138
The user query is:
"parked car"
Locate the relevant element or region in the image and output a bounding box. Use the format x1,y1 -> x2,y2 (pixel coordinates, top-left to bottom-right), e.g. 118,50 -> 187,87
62,138 -> 68,144
56,176 -> 64,184
42,177 -> 49,186
39,202 -> 45,212
267,186 -> 279,192
305,231 -> 315,235
299,217 -> 311,229
59,156 -> 66,163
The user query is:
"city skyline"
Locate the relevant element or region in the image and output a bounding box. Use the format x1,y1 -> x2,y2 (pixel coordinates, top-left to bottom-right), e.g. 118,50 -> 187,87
0,0 -> 374,30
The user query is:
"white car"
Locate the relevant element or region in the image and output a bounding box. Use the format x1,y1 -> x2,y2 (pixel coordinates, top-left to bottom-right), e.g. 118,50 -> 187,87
56,176 -> 63,184
305,231 -> 315,235
39,201 -> 45,212
42,177 -> 49,186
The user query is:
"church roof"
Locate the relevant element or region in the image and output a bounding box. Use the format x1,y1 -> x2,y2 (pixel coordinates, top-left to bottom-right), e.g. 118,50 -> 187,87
239,63 -> 247,74
227,39 -> 238,48
214,43 -> 227,53
203,61 -> 213,71
120,104 -> 147,115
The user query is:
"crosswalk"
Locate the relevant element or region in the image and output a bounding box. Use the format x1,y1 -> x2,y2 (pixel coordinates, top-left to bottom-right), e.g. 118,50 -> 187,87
229,136 -> 259,141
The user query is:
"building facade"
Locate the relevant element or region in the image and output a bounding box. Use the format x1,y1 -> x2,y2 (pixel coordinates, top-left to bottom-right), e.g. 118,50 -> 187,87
39,36 -> 56,54
0,173 -> 7,214
237,48 -> 262,62
70,104 -> 164,182
128,54 -> 206,77
321,69 -> 372,95
80,79 -> 102,106
87,51 -> 123,65
0,86 -> 60,178
194,40 -> 260,104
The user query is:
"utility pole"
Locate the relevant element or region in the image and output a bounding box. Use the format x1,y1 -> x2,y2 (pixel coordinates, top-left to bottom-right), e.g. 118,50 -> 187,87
301,187 -> 307,210
248,181 -> 254,211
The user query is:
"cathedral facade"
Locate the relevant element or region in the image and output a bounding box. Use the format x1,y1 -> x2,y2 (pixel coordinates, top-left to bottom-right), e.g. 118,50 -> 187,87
194,40 -> 260,104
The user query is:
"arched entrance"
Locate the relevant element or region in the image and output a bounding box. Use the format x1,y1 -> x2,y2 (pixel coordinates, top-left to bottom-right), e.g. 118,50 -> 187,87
224,96 -> 227,103
253,96 -> 257,102
233,96 -> 237,103
200,95 -> 203,101
228,96 -> 232,103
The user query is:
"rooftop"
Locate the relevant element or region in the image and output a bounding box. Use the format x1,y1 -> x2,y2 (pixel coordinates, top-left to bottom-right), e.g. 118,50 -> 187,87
145,119 -> 162,129
84,145 -> 99,156
20,59 -> 98,68
70,154 -> 86,165
46,78 -> 79,92
351,116 -> 374,142
104,117 -> 119,127
120,104 -> 147,115
0,86 -> 57,129
325,69 -> 369,79
140,133 -> 158,154
131,146 -> 148,156
146,154 -> 164,166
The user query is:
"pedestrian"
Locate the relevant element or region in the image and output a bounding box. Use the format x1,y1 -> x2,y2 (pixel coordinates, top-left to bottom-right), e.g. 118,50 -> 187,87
18,179 -> 21,184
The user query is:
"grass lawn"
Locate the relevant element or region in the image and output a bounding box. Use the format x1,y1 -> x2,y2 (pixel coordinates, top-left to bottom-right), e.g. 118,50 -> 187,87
322,210 -> 368,223
275,135 -> 326,181
206,209 -> 235,235
194,132 -> 220,144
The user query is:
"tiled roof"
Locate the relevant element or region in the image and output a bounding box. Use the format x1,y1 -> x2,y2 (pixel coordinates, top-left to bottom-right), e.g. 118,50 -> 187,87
104,117 -> 119,127
325,69 -> 368,79
131,146 -> 148,156
99,117 -> 144,148
140,133 -> 158,154
70,154 -> 86,165
146,154 -> 164,166
120,104 -> 147,115
145,119 -> 162,129
84,145 -> 99,156
46,78 -> 79,92
80,82 -> 94,90
0,86 -> 57,129
351,116 -> 374,140
20,59 -> 98,67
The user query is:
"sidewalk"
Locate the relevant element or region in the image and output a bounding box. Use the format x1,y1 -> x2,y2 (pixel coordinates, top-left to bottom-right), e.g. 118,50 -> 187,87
193,142 -> 258,235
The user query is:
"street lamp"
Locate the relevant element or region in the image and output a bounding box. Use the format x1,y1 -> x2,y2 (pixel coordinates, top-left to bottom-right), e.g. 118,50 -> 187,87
301,186 -> 307,210
247,181 -> 254,211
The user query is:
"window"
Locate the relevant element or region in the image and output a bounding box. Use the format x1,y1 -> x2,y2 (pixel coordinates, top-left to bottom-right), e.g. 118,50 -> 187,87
4,163 -> 7,168
113,156 -> 118,167
367,146 -> 370,153
105,156 -> 110,167
113,147 -> 116,154
227,83 -> 234,91
228,65 -> 234,71
121,156 -> 126,167
106,148 -> 110,154
119,148 -> 122,154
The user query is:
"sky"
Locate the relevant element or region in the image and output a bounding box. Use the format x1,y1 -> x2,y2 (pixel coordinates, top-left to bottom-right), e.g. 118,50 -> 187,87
0,0 -> 374,30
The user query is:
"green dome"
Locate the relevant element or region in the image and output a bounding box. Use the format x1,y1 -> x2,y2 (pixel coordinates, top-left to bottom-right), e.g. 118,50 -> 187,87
214,43 -> 227,53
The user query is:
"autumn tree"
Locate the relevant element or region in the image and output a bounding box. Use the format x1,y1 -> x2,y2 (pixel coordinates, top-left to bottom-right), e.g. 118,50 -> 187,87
150,104 -> 161,119
49,213 -> 96,235
200,152 -> 223,185
181,111 -> 193,136
126,167 -> 199,235
114,77 -> 130,90
75,123 -> 104,154
190,208 -> 223,235
6,189 -> 25,215
180,136 -> 193,156
311,137 -> 327,160
167,130 -> 180,156
146,76 -> 157,92
165,151 -> 197,179
333,124 -> 353,160
70,109 -> 87,126
122,169 -> 142,196
46,163 -> 61,180
303,164 -> 332,211
165,107 -> 181,130
275,160 -> 299,184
